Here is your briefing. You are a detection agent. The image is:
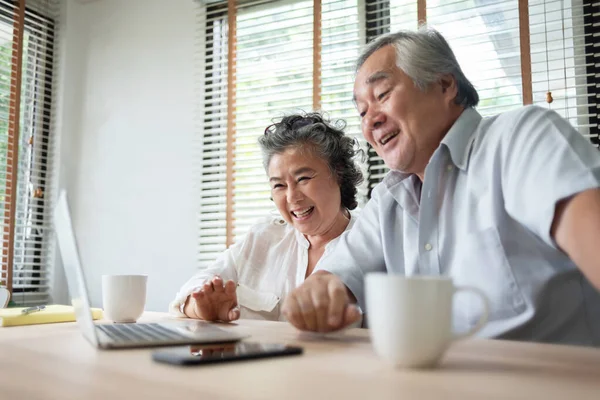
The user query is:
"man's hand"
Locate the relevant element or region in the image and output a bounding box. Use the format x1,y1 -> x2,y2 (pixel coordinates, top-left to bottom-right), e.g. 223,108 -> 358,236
282,271 -> 361,332
184,276 -> 240,322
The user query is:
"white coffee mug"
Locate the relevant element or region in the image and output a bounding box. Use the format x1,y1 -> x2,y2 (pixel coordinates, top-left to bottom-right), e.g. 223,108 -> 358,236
365,273 -> 490,368
0,286 -> 10,308
102,274 -> 147,323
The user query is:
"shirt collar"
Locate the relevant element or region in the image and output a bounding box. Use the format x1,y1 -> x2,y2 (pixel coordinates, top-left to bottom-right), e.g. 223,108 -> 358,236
293,209 -> 357,249
441,107 -> 482,171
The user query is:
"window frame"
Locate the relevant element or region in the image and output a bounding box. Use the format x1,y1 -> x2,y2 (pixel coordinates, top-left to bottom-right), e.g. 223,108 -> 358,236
196,0 -> 600,267
0,0 -> 56,305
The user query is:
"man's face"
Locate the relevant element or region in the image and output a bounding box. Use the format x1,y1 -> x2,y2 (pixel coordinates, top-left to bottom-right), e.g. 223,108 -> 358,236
353,45 -> 458,174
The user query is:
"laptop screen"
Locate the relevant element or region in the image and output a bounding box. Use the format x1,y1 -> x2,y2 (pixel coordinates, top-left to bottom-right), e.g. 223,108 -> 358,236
53,190 -> 99,346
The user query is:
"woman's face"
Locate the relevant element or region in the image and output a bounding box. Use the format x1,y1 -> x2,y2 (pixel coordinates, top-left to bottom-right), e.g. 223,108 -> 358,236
268,147 -> 343,237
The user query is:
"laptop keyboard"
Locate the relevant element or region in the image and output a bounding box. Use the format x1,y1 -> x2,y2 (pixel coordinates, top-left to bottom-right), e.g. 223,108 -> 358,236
97,323 -> 190,343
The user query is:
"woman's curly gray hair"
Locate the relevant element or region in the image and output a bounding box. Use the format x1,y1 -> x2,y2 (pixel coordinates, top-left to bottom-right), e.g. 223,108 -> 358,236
258,112 -> 364,210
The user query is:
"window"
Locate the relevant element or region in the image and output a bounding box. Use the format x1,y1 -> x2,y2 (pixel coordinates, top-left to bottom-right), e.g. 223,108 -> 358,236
233,0 -> 314,240
196,0 -> 599,266
529,0 -> 597,143
366,0 -> 599,184
196,0 -> 365,268
0,0 -> 58,306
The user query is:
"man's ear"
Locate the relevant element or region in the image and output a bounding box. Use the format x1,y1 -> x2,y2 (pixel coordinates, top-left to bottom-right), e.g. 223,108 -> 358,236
438,74 -> 458,102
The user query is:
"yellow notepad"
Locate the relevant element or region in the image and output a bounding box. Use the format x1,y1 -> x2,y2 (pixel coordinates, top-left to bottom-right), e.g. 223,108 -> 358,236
0,304 -> 103,327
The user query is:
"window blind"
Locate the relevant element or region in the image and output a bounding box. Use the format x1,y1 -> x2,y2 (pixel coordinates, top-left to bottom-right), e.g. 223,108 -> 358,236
196,0 -> 365,267
427,0 -> 524,116
233,0 -> 314,241
529,0 -> 599,147
364,0 -> 419,187
196,0 -> 599,269
321,0 -> 369,205
366,0 -> 599,186
0,0 -> 59,306
196,0 -> 229,268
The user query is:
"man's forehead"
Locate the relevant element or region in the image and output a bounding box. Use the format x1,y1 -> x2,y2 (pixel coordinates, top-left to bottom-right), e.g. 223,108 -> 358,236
353,68 -> 393,102
365,70 -> 392,84
355,50 -> 397,83
360,45 -> 396,71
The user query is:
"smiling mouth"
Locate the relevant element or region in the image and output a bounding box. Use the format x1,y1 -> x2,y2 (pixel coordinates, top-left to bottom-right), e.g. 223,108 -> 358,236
379,130 -> 399,146
291,206 -> 314,219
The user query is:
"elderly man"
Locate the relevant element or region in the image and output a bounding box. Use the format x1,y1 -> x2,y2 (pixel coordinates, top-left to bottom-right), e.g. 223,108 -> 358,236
282,27 -> 600,346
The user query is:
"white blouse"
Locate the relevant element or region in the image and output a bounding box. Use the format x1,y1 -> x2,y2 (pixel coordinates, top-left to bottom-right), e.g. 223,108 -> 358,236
170,211 -> 357,321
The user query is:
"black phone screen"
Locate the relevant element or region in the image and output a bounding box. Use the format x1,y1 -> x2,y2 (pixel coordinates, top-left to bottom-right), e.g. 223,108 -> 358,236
152,342 -> 303,366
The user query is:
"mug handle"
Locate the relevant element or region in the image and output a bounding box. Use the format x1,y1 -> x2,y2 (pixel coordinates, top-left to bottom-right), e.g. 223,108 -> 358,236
452,285 -> 490,341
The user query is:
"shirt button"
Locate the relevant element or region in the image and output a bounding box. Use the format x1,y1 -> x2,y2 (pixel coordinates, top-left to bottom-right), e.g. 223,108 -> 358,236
424,243 -> 432,251
447,165 -> 453,171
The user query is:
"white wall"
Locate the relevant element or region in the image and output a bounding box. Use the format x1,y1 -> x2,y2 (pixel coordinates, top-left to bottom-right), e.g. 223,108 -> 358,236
53,0 -> 198,311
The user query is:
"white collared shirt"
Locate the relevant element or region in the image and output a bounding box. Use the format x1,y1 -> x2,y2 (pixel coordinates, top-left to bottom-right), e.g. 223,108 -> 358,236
170,211 -> 357,321
319,106 -> 600,346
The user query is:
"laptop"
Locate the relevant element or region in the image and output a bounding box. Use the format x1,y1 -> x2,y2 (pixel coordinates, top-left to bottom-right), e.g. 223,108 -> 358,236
53,190 -> 247,349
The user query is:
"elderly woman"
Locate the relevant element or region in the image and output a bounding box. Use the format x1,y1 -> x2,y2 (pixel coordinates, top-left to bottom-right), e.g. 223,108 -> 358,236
170,112 -> 363,322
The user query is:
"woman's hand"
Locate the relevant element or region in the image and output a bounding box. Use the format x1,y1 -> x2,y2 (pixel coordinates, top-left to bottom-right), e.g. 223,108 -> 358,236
184,276 -> 240,322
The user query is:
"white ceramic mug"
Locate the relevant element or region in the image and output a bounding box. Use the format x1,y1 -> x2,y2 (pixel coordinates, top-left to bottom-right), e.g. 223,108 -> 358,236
365,273 -> 490,368
0,286 -> 10,308
102,274 -> 147,323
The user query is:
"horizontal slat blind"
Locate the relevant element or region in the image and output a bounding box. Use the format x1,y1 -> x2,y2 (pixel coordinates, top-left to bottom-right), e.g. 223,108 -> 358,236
196,1 -> 229,268
233,0 -> 313,241
0,0 -> 20,299
196,0 -> 370,268
366,0 -> 418,186
367,0 -> 598,187
321,0 -> 369,205
390,0 -> 418,29
529,0 -> 599,146
0,0 -> 59,306
197,0 -> 600,271
428,0 -> 524,117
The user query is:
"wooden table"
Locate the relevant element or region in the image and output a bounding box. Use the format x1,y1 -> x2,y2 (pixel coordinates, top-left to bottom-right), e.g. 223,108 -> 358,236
0,312 -> 599,400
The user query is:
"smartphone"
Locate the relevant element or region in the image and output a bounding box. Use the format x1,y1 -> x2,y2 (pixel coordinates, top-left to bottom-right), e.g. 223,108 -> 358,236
152,342 -> 303,366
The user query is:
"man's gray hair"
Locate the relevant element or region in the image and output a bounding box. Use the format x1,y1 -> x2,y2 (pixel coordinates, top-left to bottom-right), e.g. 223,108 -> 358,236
356,26 -> 479,108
